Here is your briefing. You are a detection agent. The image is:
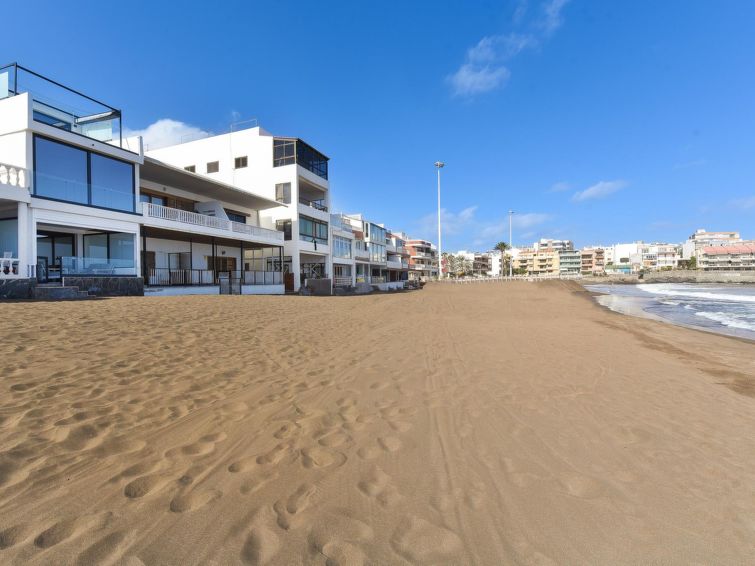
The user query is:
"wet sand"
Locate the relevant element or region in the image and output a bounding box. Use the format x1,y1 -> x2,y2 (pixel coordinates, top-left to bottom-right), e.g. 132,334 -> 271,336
0,281 -> 753,564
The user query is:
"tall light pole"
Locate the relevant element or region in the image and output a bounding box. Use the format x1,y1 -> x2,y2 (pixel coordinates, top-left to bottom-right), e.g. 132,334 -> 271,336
508,209 -> 514,277
435,161 -> 445,279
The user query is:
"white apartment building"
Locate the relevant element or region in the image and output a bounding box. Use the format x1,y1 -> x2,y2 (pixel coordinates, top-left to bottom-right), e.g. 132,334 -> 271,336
149,125 -> 331,292
534,238 -> 574,252
0,63 -> 286,298
329,213 -> 355,289
682,229 -> 741,260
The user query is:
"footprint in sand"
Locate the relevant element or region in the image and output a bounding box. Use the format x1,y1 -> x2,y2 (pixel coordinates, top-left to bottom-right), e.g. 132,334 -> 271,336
308,510 -> 374,566
0,524 -> 31,549
358,466 -> 402,507
123,474 -> 165,499
256,442 -> 292,466
75,531 -> 127,565
356,436 -> 403,460
241,525 -> 280,565
300,447 -> 347,469
390,515 -> 463,564
273,483 -> 317,530
169,488 -> 222,513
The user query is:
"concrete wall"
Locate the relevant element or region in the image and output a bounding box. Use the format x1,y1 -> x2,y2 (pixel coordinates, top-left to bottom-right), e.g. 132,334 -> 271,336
63,276 -> 144,296
583,271 -> 755,284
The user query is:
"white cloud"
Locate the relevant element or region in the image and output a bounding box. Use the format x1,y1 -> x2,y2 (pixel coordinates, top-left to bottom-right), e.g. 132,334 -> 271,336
448,63 -> 511,97
418,206 -> 479,236
541,0 -> 571,35
572,180 -> 628,202
447,0 -> 570,98
416,206 -> 552,249
123,119 -> 211,151
549,181 -> 571,192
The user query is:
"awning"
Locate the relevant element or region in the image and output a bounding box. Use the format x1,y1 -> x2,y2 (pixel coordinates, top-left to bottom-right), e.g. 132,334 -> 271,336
141,157 -> 281,211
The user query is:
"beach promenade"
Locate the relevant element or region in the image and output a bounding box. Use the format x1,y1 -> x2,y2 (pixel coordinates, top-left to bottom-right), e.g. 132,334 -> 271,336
0,282 -> 753,564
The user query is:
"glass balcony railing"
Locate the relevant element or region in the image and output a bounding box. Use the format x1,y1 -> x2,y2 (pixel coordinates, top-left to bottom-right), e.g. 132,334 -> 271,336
0,63 -> 123,147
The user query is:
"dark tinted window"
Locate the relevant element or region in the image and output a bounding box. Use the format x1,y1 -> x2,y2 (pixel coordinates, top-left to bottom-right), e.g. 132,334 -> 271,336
206,161 -> 219,173
90,153 -> 134,211
34,137 -> 88,204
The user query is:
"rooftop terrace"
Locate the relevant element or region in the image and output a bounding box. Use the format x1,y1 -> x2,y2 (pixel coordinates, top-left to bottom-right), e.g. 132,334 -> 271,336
0,63 -> 123,147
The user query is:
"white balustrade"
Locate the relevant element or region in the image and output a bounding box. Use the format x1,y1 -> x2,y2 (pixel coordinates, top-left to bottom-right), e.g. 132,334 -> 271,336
143,203 -> 283,242
0,163 -> 29,189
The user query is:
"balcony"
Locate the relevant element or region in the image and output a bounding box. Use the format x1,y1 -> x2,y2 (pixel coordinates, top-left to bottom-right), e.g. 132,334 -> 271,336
387,259 -> 405,270
1,63 -> 123,147
142,203 -> 283,245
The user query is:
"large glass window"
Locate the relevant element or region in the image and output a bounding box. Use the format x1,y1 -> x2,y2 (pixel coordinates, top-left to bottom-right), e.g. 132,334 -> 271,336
109,233 -> 134,266
370,243 -> 386,263
34,137 -> 88,204
333,235 -> 352,259
296,141 -> 328,179
299,215 -> 328,245
91,153 -> 135,211
83,233 -> 108,259
33,136 -> 135,212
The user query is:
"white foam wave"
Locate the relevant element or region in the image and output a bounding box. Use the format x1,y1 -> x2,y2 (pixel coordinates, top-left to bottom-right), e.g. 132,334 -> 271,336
639,284 -> 755,303
694,311 -> 755,331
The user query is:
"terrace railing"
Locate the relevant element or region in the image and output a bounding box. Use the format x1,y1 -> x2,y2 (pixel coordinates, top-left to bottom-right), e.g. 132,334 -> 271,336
298,197 -> 328,212
0,163 -> 30,189
143,203 -> 284,242
145,268 -> 283,287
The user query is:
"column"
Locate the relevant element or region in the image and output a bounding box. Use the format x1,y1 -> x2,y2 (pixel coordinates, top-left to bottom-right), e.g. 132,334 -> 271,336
16,202 -> 30,277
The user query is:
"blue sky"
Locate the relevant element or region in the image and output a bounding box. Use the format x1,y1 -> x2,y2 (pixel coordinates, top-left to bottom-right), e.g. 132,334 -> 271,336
3,1 -> 754,249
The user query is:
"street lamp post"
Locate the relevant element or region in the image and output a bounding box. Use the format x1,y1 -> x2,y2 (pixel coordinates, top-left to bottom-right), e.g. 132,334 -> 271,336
435,161 -> 445,279
508,209 -> 514,277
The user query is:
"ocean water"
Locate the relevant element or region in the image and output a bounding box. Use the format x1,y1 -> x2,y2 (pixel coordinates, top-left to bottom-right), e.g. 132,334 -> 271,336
586,283 -> 755,341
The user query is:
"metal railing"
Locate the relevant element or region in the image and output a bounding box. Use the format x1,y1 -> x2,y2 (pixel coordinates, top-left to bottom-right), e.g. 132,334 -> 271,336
145,268 -> 283,287
333,277 -> 352,288
0,163 -> 30,189
298,197 -> 328,212
143,203 -> 283,242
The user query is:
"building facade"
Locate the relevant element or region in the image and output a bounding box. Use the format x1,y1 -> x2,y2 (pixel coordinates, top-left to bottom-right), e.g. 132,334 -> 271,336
149,126 -> 331,292
699,243 -> 755,271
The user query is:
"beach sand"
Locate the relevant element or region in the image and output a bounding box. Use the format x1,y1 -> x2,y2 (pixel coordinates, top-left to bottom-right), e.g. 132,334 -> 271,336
0,281 -> 753,565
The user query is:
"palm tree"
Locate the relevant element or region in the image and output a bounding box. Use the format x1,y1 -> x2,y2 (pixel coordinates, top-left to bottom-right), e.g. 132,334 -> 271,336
494,241 -> 510,275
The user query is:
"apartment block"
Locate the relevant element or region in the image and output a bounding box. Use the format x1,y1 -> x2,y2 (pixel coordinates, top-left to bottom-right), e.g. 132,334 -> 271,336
558,249 -> 582,275
404,237 -> 438,280
682,229 -> 741,260
699,242 -> 755,271
581,248 -> 605,275
149,124 -> 331,292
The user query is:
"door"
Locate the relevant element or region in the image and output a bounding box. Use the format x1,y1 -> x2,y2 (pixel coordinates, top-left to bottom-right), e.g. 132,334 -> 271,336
37,232 -> 75,281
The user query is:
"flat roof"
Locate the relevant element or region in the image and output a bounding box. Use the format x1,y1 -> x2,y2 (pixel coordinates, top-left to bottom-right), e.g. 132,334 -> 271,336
141,157 -> 281,211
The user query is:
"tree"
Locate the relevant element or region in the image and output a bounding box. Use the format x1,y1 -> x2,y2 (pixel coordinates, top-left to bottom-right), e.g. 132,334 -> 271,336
494,241 -> 510,275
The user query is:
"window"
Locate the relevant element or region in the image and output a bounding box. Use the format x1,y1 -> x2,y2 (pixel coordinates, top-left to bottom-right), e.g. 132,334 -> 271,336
184,165 -> 196,173
140,193 -> 165,206
206,161 -> 219,173
90,153 -> 135,211
225,210 -> 246,224
370,243 -> 386,263
34,137 -> 88,205
299,215 -> 328,245
275,183 -> 291,204
276,220 -> 292,240
33,135 -> 135,212
234,156 -> 248,169
273,139 -> 296,167
333,235 -> 352,259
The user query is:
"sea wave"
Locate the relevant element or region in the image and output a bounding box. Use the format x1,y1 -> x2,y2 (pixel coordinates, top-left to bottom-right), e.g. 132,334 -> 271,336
694,311 -> 755,331
638,284 -> 755,303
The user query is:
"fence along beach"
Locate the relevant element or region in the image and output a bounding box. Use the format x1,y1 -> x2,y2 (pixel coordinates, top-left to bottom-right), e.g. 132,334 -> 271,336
0,282 -> 753,564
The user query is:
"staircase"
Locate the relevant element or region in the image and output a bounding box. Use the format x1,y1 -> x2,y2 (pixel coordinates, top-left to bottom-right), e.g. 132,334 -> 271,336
33,283 -> 92,300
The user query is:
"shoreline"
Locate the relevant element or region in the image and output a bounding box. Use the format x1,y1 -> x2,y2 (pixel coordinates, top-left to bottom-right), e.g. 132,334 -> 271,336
583,281 -> 755,343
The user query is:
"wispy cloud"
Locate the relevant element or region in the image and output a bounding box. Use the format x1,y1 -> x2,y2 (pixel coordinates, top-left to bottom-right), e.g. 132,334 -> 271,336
416,206 -> 551,248
729,196 -> 755,210
572,180 -> 628,202
549,181 -> 571,192
447,0 -> 570,97
124,118 -> 211,150
540,0 -> 570,35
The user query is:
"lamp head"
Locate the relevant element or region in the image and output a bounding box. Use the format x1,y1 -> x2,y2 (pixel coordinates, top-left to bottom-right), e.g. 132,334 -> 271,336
434,161 -> 445,168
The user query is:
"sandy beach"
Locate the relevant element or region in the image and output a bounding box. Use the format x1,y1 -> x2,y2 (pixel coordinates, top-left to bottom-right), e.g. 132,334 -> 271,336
0,282 -> 753,565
